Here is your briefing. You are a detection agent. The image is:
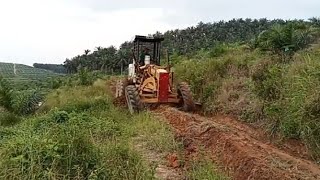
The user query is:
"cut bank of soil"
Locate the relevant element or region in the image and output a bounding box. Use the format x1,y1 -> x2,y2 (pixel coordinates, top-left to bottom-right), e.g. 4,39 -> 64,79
153,106 -> 320,180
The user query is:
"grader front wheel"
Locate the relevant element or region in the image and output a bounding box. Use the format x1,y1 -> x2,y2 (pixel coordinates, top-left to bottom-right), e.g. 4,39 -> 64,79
125,85 -> 142,114
178,82 -> 196,112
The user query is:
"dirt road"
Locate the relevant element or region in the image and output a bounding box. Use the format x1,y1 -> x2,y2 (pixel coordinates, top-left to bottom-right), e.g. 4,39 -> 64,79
110,78 -> 320,179
153,106 -> 320,180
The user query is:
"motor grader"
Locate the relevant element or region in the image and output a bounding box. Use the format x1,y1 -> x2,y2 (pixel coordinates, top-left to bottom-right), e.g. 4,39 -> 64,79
115,35 -> 195,114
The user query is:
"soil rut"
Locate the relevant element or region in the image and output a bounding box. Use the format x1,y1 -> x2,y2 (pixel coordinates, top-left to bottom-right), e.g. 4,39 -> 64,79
153,106 -> 320,180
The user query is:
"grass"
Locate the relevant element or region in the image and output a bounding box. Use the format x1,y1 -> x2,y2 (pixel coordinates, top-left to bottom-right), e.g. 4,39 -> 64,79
130,112 -> 181,153
0,79 -> 153,179
0,111 -> 21,127
188,157 -> 229,180
174,44 -> 320,161
0,78 -> 227,179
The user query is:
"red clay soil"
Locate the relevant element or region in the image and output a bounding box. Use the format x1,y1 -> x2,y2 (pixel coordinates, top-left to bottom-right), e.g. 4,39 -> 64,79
154,106 -> 320,180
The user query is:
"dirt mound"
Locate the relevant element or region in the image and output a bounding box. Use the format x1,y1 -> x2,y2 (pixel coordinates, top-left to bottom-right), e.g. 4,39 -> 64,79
154,106 -> 320,180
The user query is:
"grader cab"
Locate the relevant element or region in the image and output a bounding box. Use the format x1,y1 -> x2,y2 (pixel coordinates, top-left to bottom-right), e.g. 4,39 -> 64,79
116,35 -> 195,114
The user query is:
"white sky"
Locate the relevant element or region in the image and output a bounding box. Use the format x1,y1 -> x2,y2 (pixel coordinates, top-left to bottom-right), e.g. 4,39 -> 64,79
0,0 -> 319,65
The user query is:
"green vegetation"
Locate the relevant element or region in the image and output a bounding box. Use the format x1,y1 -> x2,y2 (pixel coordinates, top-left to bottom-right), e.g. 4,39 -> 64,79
0,76 -> 43,116
0,79 -> 153,179
0,76 -> 225,179
2,17 -> 320,178
0,62 -> 62,90
62,18 -> 320,75
188,157 -> 228,180
33,63 -> 66,74
174,41 -> 320,161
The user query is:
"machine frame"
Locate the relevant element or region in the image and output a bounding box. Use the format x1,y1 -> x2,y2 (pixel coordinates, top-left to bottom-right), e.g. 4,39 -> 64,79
116,35 -> 195,114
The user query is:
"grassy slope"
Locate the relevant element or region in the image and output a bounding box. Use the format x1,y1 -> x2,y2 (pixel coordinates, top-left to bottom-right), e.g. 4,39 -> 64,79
0,62 -> 59,78
0,78 -> 226,179
0,62 -> 60,88
174,44 -> 320,161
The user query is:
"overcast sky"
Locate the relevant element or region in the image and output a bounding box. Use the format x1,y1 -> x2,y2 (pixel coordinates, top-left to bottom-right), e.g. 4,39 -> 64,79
0,0 -> 319,65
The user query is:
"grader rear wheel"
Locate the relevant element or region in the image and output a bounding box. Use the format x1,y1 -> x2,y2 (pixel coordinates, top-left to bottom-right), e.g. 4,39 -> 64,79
178,82 -> 196,112
115,79 -> 128,98
125,85 -> 142,114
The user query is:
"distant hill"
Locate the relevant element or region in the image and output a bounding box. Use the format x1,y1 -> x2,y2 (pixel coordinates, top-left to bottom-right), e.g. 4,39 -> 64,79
0,62 -> 62,89
0,62 -> 59,78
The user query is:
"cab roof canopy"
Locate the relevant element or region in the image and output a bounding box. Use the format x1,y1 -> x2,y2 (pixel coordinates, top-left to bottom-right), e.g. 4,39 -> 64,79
134,35 -> 164,43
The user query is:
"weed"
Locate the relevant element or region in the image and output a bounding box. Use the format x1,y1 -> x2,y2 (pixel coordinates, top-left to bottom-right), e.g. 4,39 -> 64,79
187,154 -> 228,180
0,111 -> 21,127
130,112 -> 181,153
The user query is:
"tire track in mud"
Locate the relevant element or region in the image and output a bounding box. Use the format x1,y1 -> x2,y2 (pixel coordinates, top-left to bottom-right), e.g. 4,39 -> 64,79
153,106 -> 320,180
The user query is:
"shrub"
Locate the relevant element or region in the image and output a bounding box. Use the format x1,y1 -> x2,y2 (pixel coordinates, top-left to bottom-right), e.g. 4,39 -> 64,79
255,23 -> 319,56
0,76 -> 13,111
76,69 -> 104,86
278,54 -> 320,158
208,43 -> 228,58
0,129 -> 101,179
0,111 -> 21,126
52,109 -> 69,123
251,62 -> 285,101
50,77 -> 63,89
0,109 -> 152,179
11,90 -> 43,115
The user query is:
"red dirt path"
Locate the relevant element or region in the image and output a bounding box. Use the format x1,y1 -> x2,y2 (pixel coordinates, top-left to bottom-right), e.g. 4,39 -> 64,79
110,80 -> 320,179
154,106 -> 320,180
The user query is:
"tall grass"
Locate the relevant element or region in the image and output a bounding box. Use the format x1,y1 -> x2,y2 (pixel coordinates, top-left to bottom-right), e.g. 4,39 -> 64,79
188,156 -> 229,180
0,71 -> 230,179
0,79 -> 154,179
175,45 -> 320,160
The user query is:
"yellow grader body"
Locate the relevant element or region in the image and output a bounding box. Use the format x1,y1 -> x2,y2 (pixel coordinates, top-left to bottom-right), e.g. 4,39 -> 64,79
116,35 -> 195,114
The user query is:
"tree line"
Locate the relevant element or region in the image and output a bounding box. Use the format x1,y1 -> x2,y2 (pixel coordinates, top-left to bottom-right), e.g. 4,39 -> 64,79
33,63 -> 66,74
37,18 -> 319,74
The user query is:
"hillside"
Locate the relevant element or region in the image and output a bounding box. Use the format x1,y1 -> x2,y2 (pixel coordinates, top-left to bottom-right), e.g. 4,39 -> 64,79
0,62 -> 62,89
1,18 -> 320,179
0,62 -> 59,78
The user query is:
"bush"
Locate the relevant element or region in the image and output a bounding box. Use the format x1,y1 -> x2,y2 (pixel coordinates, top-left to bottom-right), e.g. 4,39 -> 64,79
50,77 -> 63,89
52,109 -> 69,123
11,90 -> 43,115
0,107 -> 152,179
277,54 -> 320,158
0,112 -> 21,126
208,43 -> 228,58
175,43 -> 320,161
255,23 -> 319,56
0,76 -> 13,111
0,128 -> 101,179
251,61 -> 285,101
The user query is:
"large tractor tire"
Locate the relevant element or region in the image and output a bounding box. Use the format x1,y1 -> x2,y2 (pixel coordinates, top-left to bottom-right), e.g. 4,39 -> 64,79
115,79 -> 128,98
125,85 -> 142,114
177,82 -> 196,112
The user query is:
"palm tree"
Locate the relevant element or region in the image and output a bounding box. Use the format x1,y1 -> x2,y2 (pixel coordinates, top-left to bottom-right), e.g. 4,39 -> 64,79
256,23 -> 318,55
84,49 -> 91,55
